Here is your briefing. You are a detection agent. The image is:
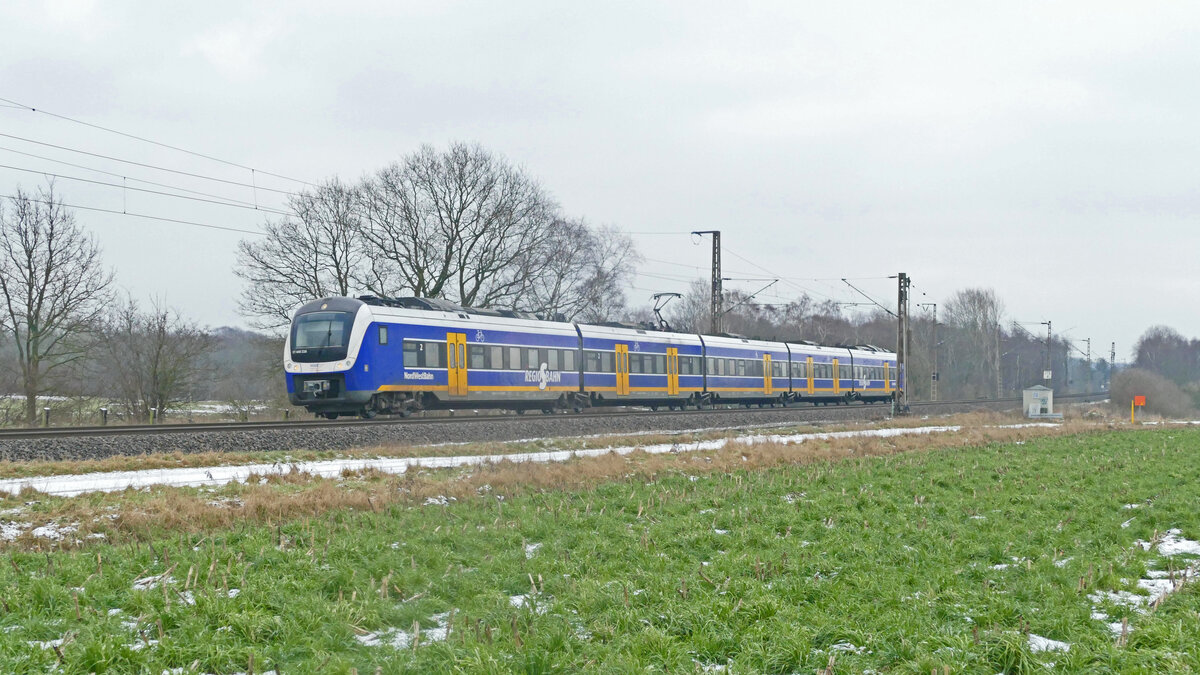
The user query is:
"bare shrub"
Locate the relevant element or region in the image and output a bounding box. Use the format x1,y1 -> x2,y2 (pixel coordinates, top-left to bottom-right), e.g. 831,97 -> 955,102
1110,368 -> 1194,418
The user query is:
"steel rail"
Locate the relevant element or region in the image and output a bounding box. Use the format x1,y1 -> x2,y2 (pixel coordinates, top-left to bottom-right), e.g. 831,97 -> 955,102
0,392 -> 1108,440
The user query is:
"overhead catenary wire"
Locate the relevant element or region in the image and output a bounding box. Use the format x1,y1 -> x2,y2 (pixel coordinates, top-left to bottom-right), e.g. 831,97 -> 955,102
0,193 -> 262,236
719,246 -> 843,302
0,95 -> 317,188
0,145 -> 290,213
841,278 -> 897,318
0,163 -> 293,217
0,132 -> 302,197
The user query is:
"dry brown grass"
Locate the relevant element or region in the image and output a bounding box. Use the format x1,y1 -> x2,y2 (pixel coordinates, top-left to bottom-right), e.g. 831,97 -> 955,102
0,416 -> 1128,552
0,410 -> 1019,480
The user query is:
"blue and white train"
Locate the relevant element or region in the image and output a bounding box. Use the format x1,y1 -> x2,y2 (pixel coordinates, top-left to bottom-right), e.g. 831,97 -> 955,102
284,296 -> 902,418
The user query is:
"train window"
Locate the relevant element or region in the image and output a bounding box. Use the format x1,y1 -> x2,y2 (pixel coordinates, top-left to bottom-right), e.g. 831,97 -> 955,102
430,344 -> 445,368
469,345 -> 486,369
548,349 -> 559,371
601,351 -> 614,372
403,341 -> 420,367
654,355 -> 665,374
508,347 -> 521,370
707,358 -> 716,375
630,354 -> 644,374
585,351 -> 600,372
563,349 -> 576,371
527,348 -> 539,369
378,325 -> 388,346
489,346 -> 503,370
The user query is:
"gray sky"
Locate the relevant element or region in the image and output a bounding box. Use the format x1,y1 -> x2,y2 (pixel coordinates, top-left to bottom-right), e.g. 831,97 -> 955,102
2,1 -> 1197,359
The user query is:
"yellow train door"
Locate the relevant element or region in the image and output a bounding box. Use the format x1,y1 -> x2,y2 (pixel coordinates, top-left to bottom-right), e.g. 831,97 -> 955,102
763,354 -> 773,394
667,347 -> 679,395
806,357 -> 815,395
832,358 -> 841,396
615,344 -> 629,396
447,333 -> 467,396
884,363 -> 891,393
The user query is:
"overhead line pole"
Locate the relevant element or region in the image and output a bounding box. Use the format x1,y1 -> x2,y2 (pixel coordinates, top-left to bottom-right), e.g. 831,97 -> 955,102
918,303 -> 937,401
691,230 -> 722,334
1045,321 -> 1053,390
1110,342 -> 1116,390
1086,338 -> 1092,393
896,273 -> 910,413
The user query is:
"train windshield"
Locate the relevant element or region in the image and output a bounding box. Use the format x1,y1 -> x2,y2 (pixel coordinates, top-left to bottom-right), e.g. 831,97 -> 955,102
291,311 -> 354,362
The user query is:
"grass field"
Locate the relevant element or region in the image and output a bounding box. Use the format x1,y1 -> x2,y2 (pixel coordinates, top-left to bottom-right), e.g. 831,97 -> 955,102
1,424 -> 1198,673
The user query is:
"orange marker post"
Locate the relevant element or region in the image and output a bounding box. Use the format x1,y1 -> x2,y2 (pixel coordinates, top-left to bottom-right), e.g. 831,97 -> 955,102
1132,395 -> 1146,423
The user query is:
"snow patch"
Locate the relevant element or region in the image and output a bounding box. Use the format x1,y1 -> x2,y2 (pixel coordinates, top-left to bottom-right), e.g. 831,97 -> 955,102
1088,528 -> 1200,640
524,542 -> 542,558
31,522 -> 77,540
356,610 -> 453,649
0,521 -> 28,541
829,642 -> 867,654
28,637 -> 66,649
132,574 -> 173,591
0,423 -> 1055,497
1140,529 -> 1200,557
1027,634 -> 1070,653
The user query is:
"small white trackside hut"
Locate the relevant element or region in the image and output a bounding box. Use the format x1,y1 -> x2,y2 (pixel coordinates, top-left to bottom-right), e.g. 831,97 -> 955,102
1023,385 -> 1060,419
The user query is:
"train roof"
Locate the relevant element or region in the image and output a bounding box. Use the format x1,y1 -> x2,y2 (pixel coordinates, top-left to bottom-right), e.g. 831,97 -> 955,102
293,297 -> 896,358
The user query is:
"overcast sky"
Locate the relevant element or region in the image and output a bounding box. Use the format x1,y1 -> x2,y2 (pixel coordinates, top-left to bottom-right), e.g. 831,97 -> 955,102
2,1 -> 1197,359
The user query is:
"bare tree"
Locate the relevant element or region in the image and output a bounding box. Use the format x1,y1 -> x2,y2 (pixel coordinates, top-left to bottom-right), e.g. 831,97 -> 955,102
356,142 -> 558,307
234,178 -> 364,330
665,279 -> 713,333
0,185 -> 112,425
96,296 -> 216,422
943,288 -> 1005,398
522,220 -> 639,321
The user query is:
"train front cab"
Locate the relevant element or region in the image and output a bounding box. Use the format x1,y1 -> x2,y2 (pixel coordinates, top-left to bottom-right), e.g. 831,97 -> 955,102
285,297 -> 375,417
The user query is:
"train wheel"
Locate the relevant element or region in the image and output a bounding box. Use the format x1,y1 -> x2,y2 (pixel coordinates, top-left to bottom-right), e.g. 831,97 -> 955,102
360,408 -> 378,419
515,409 -> 526,415
322,412 -> 338,420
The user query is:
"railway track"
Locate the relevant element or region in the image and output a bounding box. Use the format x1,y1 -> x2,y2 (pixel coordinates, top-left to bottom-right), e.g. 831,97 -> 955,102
0,392 -> 1108,441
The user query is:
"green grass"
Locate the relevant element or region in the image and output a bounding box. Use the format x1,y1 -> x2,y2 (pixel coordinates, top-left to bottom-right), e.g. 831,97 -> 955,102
2,427 -> 1200,673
